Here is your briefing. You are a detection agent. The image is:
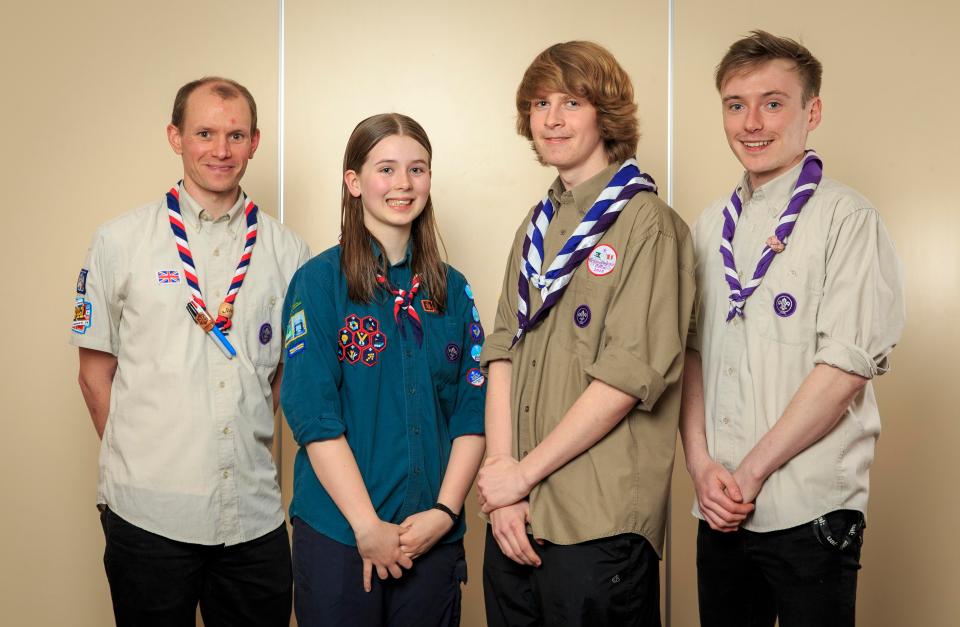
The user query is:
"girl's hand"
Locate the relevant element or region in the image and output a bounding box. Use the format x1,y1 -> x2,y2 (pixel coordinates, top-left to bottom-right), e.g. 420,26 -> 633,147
354,519 -> 413,592
398,509 -> 455,559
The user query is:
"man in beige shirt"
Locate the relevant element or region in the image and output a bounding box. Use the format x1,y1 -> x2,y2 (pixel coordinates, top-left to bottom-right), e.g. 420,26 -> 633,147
680,31 -> 905,627
477,41 -> 695,626
72,77 -> 309,627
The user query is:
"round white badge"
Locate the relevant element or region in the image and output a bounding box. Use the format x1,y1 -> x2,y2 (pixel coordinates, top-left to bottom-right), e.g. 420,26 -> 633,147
587,244 -> 617,276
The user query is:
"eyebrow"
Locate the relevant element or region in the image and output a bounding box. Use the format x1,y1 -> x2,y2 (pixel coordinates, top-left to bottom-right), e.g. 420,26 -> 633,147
723,90 -> 792,102
373,159 -> 429,166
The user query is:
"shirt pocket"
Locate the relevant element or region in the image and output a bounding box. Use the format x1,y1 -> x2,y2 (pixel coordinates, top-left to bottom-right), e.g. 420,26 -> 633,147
426,315 -> 463,386
241,294 -> 283,367
753,265 -> 820,347
555,280 -> 616,359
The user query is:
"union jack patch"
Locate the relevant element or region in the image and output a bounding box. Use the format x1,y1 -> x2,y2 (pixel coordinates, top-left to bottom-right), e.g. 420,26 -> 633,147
157,270 -> 181,284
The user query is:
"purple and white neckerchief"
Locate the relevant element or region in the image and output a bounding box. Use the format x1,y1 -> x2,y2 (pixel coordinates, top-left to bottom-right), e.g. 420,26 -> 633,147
512,158 -> 657,347
720,150 -> 822,321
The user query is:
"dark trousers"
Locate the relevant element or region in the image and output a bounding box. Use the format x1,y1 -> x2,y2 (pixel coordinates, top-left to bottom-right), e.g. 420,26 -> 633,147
100,507 -> 292,627
291,517 -> 467,627
482,525 -> 661,627
697,510 -> 864,627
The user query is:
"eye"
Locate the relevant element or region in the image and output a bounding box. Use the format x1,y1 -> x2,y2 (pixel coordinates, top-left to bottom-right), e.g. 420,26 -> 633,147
410,166 -> 425,175
564,99 -> 580,109
197,130 -> 210,138
727,103 -> 745,112
532,99 -> 549,109
379,166 -> 394,175
766,101 -> 782,110
230,132 -> 245,141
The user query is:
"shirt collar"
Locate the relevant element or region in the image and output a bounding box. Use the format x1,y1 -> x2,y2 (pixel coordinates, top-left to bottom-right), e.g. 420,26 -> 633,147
370,238 -> 414,269
547,161 -> 621,216
739,159 -> 807,218
178,183 -> 246,232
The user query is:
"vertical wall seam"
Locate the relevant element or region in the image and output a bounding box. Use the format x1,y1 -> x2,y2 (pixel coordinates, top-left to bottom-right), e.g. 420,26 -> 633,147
276,0 -> 285,489
665,0 -> 675,625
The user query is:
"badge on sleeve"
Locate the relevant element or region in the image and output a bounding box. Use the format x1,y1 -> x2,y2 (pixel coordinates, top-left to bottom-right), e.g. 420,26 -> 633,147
466,367 -> 485,387
76,269 -> 88,294
774,293 -> 797,317
465,284 -> 474,300
72,297 -> 92,334
468,323 -> 484,342
259,323 -> 273,345
470,344 -> 482,362
471,305 -> 480,322
587,244 -> 617,276
286,310 -> 307,344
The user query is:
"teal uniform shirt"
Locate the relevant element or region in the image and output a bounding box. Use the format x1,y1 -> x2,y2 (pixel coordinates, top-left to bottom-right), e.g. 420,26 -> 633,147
280,244 -> 485,546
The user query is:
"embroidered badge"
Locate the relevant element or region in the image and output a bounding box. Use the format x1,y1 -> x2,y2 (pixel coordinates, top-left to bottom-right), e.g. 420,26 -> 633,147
259,323 -> 273,345
774,293 -> 797,318
340,314 -> 388,367
472,305 -> 480,322
465,284 -> 474,300
76,269 -> 88,294
421,299 -> 437,313
470,344 -> 482,362
466,367 -> 485,387
72,297 -> 92,334
574,304 -> 591,328
287,340 -> 306,358
445,343 -> 461,362
157,270 -> 181,285
587,244 -> 617,276
468,323 -> 484,342
286,310 -> 307,345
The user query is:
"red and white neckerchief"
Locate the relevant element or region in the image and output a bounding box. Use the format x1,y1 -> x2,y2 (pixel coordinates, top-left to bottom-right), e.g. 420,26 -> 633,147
376,272 -> 423,346
166,183 -> 258,333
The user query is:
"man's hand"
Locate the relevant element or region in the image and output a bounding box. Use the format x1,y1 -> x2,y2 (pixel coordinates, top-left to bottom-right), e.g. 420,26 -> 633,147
398,509 -> 454,560
489,500 -> 541,567
732,465 -> 764,507
354,519 -> 413,592
690,457 -> 754,532
477,455 -> 532,513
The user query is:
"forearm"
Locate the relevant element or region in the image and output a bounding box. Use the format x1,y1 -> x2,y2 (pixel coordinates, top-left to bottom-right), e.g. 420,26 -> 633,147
484,360 -> 514,459
679,349 -> 711,471
77,348 -> 117,439
738,363 -> 868,485
305,436 -> 379,533
518,379 -> 637,488
270,363 -> 284,414
437,435 -> 486,512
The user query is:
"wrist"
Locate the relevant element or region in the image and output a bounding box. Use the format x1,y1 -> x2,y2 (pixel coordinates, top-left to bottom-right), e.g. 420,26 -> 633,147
432,502 -> 460,527
684,446 -> 713,475
350,512 -> 381,537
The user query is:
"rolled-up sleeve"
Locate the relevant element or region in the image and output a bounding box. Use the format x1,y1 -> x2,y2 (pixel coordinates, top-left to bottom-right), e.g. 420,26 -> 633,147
480,222 -> 527,369
446,273 -> 486,440
280,265 -> 346,444
814,206 -> 905,378
585,214 -> 696,411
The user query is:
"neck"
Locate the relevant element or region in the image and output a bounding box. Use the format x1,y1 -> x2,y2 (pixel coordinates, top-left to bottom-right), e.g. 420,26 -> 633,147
367,222 -> 411,266
747,152 -> 806,191
557,156 -> 610,190
182,179 -> 241,219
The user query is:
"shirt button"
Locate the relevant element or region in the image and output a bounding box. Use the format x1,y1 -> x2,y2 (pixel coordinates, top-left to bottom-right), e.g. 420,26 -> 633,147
412,425 -> 420,435
222,470 -> 229,479
213,248 -> 220,257
270,296 -> 277,306
521,451 -> 528,459
560,229 -> 567,236
789,269 -> 798,278
531,359 -> 537,367
523,405 -> 530,413
218,381 -> 226,389
413,466 -> 421,475
721,416 -> 730,425
725,367 -> 735,376
409,387 -> 416,395
223,426 -> 230,434
405,351 -> 413,358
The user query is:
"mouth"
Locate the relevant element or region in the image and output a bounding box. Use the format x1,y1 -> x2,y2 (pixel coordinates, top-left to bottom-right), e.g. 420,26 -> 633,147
542,136 -> 570,144
386,199 -> 414,208
741,140 -> 772,152
204,164 -> 235,172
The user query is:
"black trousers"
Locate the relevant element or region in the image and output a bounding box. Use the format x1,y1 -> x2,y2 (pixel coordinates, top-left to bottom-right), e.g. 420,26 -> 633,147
100,507 -> 292,627
291,517 -> 467,627
482,525 -> 661,627
696,510 -> 864,627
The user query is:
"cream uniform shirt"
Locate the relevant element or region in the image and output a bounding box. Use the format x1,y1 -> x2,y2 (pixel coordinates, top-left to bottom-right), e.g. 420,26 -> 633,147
689,160 -> 905,532
71,185 -> 310,545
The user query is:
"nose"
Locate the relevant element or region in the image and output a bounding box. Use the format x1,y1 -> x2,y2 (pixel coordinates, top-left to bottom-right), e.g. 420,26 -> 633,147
212,134 -> 231,158
394,170 -> 412,190
744,107 -> 762,133
544,104 -> 564,128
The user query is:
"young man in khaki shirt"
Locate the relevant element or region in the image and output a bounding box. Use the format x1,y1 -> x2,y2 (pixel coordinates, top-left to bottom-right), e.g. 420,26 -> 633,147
72,77 -> 309,627
477,41 -> 695,626
680,31 -> 905,627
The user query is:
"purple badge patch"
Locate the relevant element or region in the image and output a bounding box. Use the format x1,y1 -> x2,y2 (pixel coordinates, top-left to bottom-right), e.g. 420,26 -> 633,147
259,323 -> 273,345
774,293 -> 797,318
445,343 -> 461,362
574,304 -> 591,328
468,323 -> 484,342
76,269 -> 88,294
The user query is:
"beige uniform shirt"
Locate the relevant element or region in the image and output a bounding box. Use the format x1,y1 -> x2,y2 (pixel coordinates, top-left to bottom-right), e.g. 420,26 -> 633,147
71,186 -> 310,545
481,162 -> 695,554
689,161 -> 905,532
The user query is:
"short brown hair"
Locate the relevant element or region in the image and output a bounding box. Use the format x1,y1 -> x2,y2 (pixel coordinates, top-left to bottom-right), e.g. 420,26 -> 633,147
340,113 -> 448,310
715,31 -> 823,105
171,76 -> 258,134
516,41 -> 639,165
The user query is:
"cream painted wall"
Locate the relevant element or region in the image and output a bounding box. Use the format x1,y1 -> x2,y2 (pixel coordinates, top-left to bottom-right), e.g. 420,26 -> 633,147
0,1 -> 278,624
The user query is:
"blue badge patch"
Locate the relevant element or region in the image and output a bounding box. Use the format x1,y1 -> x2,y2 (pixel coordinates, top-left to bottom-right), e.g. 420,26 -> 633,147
469,323 -> 484,342
76,269 -> 88,294
445,343 -> 461,362
465,284 -> 474,300
574,304 -> 591,328
470,344 -> 482,362
466,367 -> 485,387
72,297 -> 92,334
346,314 -> 361,332
774,293 -> 797,318
259,323 -> 273,345
341,313 -> 387,366
471,305 -> 480,322
362,316 -> 379,332
287,340 -> 306,358
156,270 -> 181,285
286,310 -> 307,345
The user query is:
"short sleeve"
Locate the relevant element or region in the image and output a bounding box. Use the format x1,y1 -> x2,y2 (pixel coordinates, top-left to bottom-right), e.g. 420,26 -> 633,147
479,222 -> 526,369
280,265 -> 346,444
69,228 -> 121,355
813,207 -> 905,378
445,272 -> 486,440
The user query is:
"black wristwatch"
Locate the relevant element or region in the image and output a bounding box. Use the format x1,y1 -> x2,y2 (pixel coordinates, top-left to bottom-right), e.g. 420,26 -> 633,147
433,502 -> 460,525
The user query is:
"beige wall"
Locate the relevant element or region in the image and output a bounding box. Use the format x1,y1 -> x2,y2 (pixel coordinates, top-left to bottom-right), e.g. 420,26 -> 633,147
3,0 -> 958,625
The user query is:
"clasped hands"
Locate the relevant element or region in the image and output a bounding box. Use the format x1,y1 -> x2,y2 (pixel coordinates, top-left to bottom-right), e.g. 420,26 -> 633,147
691,457 -> 763,532
354,508 -> 454,592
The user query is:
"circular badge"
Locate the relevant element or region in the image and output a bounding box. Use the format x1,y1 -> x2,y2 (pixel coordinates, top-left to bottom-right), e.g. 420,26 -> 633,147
465,284 -> 474,300
445,343 -> 461,362
587,244 -> 617,276
466,367 -> 485,387
469,323 -> 484,342
472,305 -> 480,322
574,305 -> 591,328
470,344 -> 482,362
773,292 -> 797,318
259,323 -> 273,345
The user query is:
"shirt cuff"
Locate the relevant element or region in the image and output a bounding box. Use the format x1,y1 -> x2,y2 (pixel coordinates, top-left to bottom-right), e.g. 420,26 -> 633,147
289,415 -> 346,446
448,414 -> 485,440
585,348 -> 667,411
479,331 -> 514,369
69,334 -> 117,356
813,338 -> 884,379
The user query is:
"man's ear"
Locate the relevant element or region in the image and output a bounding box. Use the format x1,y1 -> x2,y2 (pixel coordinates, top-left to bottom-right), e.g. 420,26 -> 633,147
806,96 -> 823,132
167,123 -> 184,155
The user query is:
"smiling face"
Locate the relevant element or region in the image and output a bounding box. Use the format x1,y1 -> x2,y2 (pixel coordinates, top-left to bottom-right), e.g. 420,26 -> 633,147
166,85 -> 260,211
344,133 -> 431,241
721,59 -> 821,189
529,91 -> 609,188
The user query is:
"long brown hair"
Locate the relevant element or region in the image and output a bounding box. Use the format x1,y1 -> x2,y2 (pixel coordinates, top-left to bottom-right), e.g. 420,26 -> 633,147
340,113 -> 448,310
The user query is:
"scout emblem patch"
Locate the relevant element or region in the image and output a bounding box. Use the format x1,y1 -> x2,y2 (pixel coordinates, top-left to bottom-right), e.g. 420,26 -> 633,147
587,244 -> 617,276
157,270 -> 181,284
76,269 -> 88,294
574,304 -> 591,328
72,297 -> 92,334
774,293 -> 797,318
472,306 -> 480,322
259,323 -> 273,345
466,367 -> 485,387
465,284 -> 474,300
445,343 -> 461,362
339,315 -> 387,367
470,344 -> 482,362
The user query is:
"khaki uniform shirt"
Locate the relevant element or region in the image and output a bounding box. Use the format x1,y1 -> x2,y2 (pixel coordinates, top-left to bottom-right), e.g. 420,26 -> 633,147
689,161 -> 905,532
481,162 -> 695,554
71,185 -> 310,545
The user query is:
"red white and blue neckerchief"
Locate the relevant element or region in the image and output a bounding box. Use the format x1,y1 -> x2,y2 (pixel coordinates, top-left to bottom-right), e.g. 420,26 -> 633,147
512,158 -> 657,347
376,272 -> 423,347
166,183 -> 258,333
720,150 -> 822,321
